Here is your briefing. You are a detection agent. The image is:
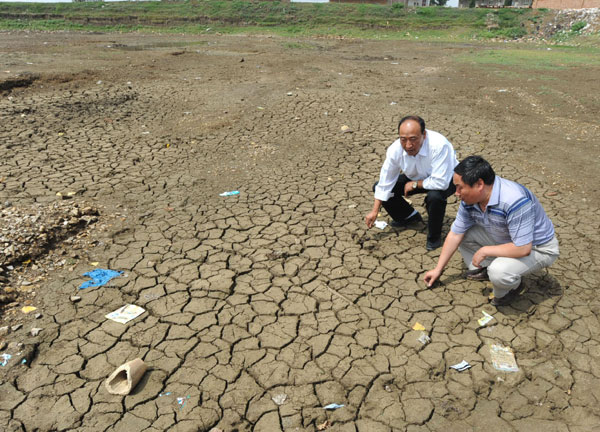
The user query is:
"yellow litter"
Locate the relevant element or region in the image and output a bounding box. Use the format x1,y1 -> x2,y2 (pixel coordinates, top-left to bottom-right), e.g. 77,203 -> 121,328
412,322 -> 426,331
22,306 -> 37,314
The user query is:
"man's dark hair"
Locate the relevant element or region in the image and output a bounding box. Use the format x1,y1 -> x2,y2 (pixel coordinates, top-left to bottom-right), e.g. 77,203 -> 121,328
454,156 -> 495,186
398,115 -> 425,134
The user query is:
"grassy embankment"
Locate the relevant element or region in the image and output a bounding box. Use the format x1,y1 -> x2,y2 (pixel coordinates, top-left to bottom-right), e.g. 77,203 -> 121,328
0,1 -> 557,41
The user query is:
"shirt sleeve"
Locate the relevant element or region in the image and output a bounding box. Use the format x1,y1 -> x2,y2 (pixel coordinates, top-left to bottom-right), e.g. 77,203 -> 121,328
506,197 -> 535,247
374,143 -> 402,202
450,202 -> 474,235
422,143 -> 454,191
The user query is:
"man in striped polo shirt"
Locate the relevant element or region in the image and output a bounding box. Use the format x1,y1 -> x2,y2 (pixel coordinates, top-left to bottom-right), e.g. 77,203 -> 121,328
424,156 -> 559,306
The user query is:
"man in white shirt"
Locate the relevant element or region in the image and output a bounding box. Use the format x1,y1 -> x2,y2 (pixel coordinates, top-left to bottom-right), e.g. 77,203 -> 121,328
365,116 -> 459,250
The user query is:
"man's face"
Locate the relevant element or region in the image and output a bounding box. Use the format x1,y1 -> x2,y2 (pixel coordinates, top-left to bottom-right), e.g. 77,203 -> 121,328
453,173 -> 483,205
399,120 -> 425,157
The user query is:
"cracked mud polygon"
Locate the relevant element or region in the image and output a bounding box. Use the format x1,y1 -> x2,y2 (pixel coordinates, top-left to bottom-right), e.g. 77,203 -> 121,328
1,31 -> 599,431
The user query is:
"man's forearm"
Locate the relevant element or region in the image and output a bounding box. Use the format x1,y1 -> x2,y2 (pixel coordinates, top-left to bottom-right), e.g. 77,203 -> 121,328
372,199 -> 383,212
434,231 -> 463,271
481,242 -> 532,259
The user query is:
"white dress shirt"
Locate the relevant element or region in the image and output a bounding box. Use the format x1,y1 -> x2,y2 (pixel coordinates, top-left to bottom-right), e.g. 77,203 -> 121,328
374,129 -> 458,201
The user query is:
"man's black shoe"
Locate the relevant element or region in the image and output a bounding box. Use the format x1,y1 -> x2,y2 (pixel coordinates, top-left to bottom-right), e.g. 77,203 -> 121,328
426,238 -> 442,251
390,213 -> 423,228
465,267 -> 489,281
490,289 -> 519,307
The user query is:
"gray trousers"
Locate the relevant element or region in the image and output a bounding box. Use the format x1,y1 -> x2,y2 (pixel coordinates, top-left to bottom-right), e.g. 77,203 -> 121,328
458,225 -> 560,298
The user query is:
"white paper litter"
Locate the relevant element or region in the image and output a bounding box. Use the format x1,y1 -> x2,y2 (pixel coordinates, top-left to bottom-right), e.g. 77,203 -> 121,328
450,360 -> 472,372
490,344 -> 519,372
374,220 -> 388,230
478,310 -> 494,327
105,304 -> 145,324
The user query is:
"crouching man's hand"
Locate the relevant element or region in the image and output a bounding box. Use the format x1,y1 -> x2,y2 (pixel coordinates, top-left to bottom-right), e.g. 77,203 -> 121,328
365,208 -> 379,228
424,268 -> 442,288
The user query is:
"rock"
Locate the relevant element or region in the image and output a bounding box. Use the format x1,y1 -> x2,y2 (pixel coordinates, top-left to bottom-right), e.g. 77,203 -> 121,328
0,326 -> 10,336
70,296 -> 81,303
34,313 -> 42,319
30,328 -> 42,337
11,324 -> 22,332
8,342 -> 22,350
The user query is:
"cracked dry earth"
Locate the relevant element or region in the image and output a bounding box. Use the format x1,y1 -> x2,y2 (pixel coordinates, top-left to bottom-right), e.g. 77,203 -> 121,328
1,31 -> 600,432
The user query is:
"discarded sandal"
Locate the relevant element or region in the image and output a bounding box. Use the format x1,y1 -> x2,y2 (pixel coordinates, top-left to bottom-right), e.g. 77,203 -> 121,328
105,358 -> 147,395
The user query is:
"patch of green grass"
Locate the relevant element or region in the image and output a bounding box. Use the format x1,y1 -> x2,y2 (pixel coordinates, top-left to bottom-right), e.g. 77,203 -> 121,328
282,41 -> 317,50
0,1 -> 549,43
570,21 -> 586,33
458,46 -> 600,70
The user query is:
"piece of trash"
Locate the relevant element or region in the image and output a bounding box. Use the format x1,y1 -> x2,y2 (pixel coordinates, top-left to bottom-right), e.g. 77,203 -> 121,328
166,143 -> 171,148
159,392 -> 172,397
97,80 -> 102,85
547,191 -> 558,197
450,360 -> 472,372
498,89 -> 508,92
90,262 -> 99,266
340,125 -> 353,133
30,328 -> 42,336
0,353 -> 12,367
374,220 -> 388,230
478,310 -> 494,326
363,93 -> 370,96
105,304 -> 145,324
323,403 -> 345,410
390,102 -> 397,105
21,358 -> 27,365
417,332 -> 431,345
490,344 -> 519,372
257,106 -> 264,110
105,358 -> 148,395
287,92 -> 293,96
177,396 -> 191,410
412,322 -> 426,331
70,295 -> 81,303
272,394 -> 287,405
219,190 -> 240,197
79,269 -> 124,290
317,420 -> 331,431
22,306 -> 37,314
391,62 -> 399,65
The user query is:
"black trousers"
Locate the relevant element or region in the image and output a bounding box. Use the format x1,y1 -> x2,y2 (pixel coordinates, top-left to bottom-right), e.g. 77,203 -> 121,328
374,175 -> 456,242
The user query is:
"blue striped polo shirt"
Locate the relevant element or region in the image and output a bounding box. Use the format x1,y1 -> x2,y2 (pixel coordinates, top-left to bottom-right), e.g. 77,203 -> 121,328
451,176 -> 555,247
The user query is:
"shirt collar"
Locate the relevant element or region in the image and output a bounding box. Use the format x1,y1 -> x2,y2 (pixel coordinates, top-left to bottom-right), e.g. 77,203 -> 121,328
487,176 -> 500,208
417,133 -> 429,157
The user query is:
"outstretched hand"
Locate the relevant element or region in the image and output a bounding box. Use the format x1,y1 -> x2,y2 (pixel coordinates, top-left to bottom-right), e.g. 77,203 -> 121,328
365,210 -> 378,229
423,268 -> 442,288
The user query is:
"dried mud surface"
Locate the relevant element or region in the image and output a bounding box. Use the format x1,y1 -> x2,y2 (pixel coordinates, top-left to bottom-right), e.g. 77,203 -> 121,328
1,31 -> 599,431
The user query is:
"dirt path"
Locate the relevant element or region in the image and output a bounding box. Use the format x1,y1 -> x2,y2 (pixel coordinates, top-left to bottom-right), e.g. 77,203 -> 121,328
1,31 -> 599,431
